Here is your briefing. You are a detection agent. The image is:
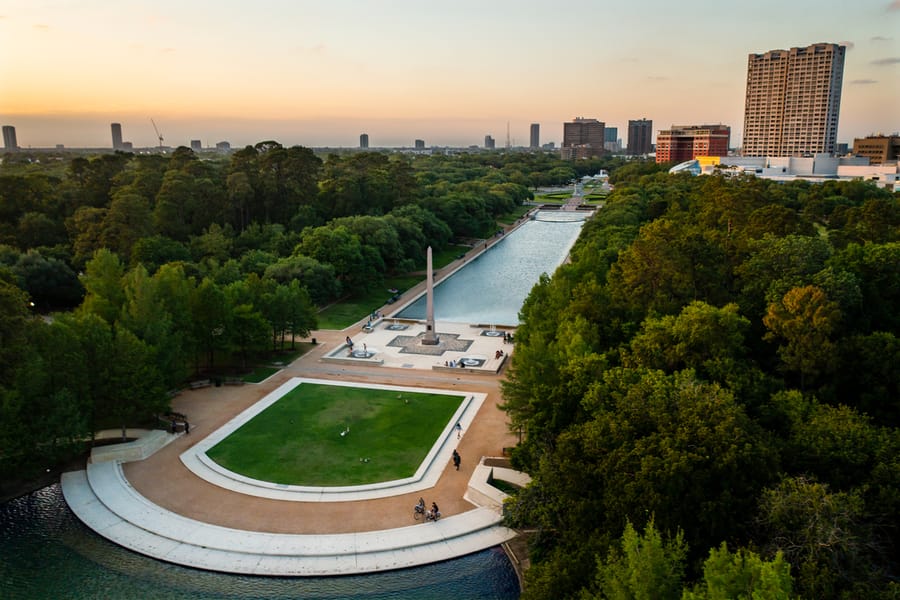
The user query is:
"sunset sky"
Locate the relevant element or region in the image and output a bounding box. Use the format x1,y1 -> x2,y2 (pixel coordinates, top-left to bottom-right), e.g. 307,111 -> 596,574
1,0 -> 898,149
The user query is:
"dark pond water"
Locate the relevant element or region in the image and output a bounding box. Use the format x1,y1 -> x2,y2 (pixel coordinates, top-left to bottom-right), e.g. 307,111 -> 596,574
0,485 -> 520,600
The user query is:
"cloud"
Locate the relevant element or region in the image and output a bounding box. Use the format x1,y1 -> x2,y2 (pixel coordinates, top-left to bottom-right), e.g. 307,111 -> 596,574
871,36 -> 892,41
33,23 -> 48,30
889,0 -> 900,11
850,79 -> 878,84
871,57 -> 900,65
839,40 -> 855,50
646,76 -> 668,81
160,47 -> 176,54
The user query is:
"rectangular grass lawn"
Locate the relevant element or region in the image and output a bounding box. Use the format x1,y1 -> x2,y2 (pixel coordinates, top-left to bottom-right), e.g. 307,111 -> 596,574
206,383 -> 463,486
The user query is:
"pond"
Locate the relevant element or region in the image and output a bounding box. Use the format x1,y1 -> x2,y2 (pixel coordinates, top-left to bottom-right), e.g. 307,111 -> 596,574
0,485 -> 520,599
395,211 -> 585,325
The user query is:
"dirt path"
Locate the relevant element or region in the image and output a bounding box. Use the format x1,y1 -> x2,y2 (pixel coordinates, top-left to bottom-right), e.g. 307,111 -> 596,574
123,328 -> 517,535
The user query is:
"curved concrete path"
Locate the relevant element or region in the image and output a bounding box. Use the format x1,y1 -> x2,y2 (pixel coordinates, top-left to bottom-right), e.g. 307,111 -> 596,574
62,460 -> 515,575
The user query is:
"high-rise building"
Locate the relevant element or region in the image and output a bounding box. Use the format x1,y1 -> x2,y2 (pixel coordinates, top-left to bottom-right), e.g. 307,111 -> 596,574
215,141 -> 231,152
2,125 -> 17,151
853,134 -> 900,165
604,127 -> 618,143
656,124 -> 731,164
414,139 -> 425,150
360,133 -> 369,149
562,117 -> 605,159
743,43 -> 845,157
530,123 -> 540,149
484,135 -> 496,149
190,140 -> 202,151
111,123 -> 123,150
627,119 -> 653,155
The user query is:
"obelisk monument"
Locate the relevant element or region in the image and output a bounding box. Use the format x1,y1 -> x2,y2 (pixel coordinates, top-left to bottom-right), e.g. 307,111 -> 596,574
422,246 -> 438,345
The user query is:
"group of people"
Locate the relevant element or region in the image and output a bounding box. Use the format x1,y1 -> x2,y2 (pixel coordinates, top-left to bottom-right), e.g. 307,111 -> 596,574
415,497 -> 440,522
494,349 -> 505,360
443,359 -> 466,368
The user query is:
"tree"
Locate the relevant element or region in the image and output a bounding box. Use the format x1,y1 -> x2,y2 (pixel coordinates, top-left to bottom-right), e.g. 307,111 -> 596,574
593,519 -> 687,600
104,326 -> 167,440
12,250 -> 83,309
189,278 -> 231,370
0,279 -> 31,386
100,189 -> 154,257
763,285 -> 841,389
682,543 -> 793,600
757,477 -> 875,598
625,301 -> 750,384
79,248 -> 126,324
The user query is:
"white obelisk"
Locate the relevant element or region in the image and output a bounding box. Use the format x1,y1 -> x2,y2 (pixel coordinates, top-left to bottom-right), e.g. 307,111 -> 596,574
422,246 -> 438,345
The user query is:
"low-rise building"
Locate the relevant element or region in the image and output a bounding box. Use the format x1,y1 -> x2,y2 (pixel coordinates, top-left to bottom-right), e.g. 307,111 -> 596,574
656,124 -> 730,164
853,134 -> 900,165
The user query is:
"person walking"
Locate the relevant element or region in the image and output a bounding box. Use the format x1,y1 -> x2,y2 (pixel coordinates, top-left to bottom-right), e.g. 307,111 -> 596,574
455,422 -> 462,439
452,449 -> 461,470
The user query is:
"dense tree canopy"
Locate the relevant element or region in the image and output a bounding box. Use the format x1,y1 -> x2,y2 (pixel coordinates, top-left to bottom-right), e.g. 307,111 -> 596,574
501,172 -> 900,598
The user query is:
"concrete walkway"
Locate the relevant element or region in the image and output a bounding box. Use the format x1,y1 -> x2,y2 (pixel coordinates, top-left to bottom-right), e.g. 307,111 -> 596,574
62,460 -> 516,575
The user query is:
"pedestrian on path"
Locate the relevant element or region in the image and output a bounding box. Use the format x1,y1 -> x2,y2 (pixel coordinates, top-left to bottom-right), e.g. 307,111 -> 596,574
455,422 -> 462,439
185,421 -> 190,434
452,449 -> 461,470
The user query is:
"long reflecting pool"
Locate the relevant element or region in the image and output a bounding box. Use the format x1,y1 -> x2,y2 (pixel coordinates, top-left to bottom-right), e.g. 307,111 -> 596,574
396,211 -> 586,325
1,485 -> 520,599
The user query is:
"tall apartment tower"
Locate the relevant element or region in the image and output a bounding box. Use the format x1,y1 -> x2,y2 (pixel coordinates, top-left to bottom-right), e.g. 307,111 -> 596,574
530,123 -> 540,148
484,135 -> 496,149
743,43 -> 845,157
111,123 -> 123,150
360,133 -> 369,149
627,119 -> 653,155
2,125 -> 18,151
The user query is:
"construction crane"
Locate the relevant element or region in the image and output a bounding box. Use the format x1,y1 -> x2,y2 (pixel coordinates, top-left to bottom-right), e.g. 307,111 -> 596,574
150,118 -> 164,151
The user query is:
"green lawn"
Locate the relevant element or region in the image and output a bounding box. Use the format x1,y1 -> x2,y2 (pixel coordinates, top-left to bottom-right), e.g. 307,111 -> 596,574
242,366 -> 279,383
316,275 -> 422,330
206,383 -> 463,486
496,205 -> 532,225
314,246 -> 470,330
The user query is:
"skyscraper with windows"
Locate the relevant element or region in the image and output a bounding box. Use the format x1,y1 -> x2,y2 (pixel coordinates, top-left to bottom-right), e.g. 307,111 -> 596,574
562,117 -> 605,159
484,135 -> 496,149
530,123 -> 540,149
742,43 -> 845,157
360,133 -> 369,149
627,119 -> 653,155
2,125 -> 17,151
111,123 -> 123,150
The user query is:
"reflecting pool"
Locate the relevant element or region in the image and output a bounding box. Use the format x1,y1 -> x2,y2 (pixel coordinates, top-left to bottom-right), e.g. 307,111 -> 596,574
0,485 -> 520,599
396,211 -> 585,325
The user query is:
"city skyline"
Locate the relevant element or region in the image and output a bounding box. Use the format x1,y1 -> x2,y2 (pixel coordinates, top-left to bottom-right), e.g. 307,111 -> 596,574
1,0 -> 898,149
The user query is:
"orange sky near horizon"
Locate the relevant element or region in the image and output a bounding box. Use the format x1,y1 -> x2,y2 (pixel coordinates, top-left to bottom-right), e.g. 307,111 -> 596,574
1,1 -> 897,148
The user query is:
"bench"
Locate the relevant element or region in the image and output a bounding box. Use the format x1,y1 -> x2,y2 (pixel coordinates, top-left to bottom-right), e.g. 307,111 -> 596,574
188,379 -> 211,389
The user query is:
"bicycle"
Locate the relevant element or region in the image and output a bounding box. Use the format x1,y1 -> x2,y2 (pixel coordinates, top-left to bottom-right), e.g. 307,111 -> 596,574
413,502 -> 426,521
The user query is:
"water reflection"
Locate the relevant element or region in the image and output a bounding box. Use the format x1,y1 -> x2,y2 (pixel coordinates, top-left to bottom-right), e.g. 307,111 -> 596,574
396,213 -> 584,325
1,485 -> 519,600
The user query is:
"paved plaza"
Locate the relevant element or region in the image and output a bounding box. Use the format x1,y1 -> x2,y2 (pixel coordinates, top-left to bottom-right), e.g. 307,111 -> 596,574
61,271 -> 523,575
